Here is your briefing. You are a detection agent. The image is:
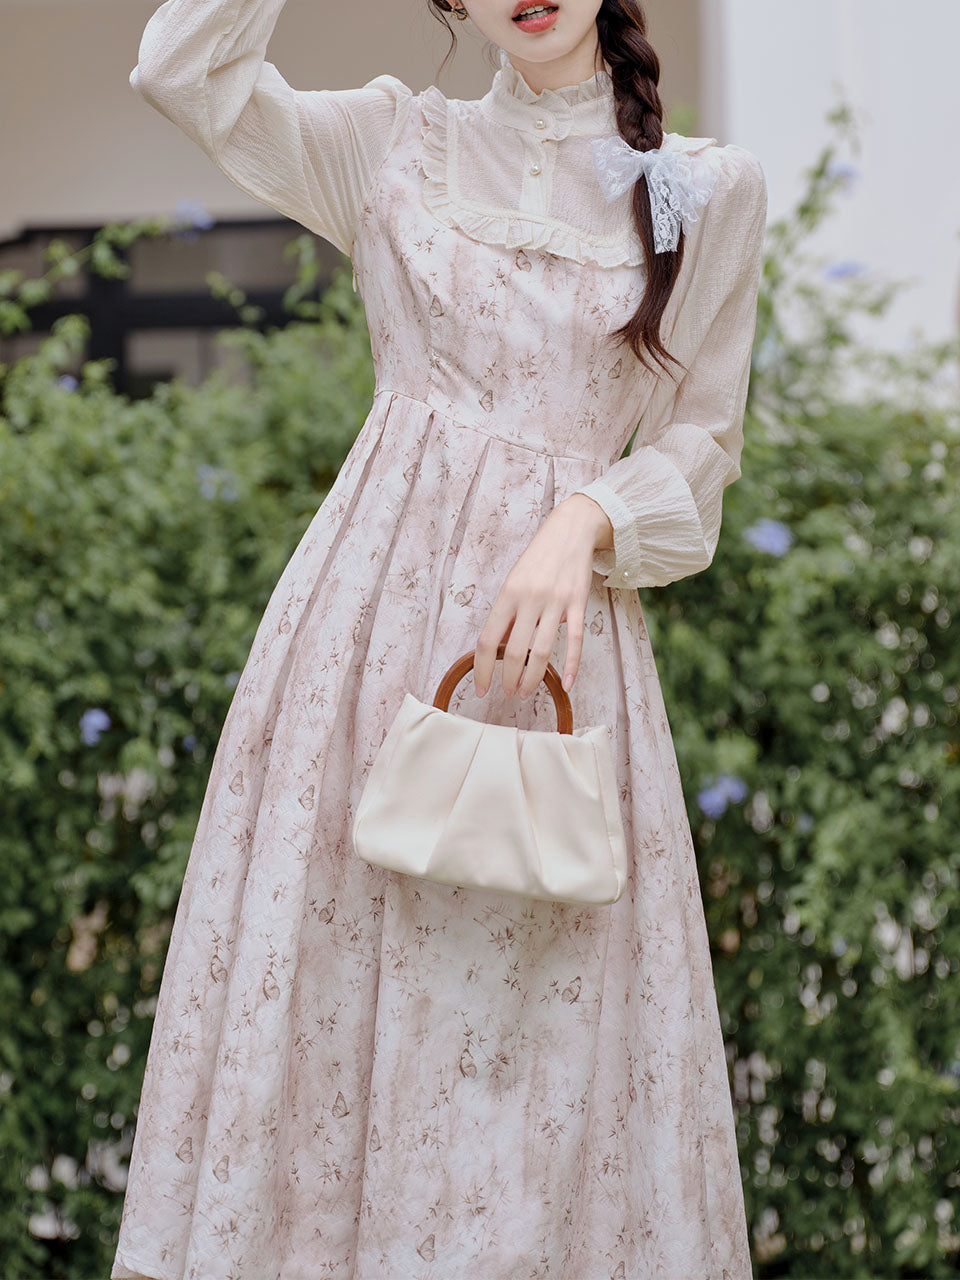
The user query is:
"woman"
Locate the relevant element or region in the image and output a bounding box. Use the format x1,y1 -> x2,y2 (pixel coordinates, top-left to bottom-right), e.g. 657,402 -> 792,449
113,1 -> 767,1276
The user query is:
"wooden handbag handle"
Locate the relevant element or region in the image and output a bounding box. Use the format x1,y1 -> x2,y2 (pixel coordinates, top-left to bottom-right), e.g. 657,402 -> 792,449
433,642 -> 574,734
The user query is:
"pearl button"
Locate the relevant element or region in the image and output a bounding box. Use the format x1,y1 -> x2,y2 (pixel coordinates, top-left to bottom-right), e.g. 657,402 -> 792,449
530,162 -> 542,176
534,118 -> 546,129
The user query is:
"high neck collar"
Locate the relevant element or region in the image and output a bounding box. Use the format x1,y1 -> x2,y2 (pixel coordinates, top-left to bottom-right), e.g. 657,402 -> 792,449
479,45 -> 618,140
495,44 -> 614,106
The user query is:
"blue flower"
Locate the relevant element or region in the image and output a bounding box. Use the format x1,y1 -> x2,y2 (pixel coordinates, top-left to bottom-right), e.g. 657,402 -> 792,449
697,774 -> 748,819
824,260 -> 867,279
697,784 -> 729,819
58,374 -> 78,391
181,734 -> 197,751
825,161 -> 860,188
719,775 -> 748,803
173,199 -> 216,242
743,518 -> 795,556
80,707 -> 111,745
196,463 -> 238,502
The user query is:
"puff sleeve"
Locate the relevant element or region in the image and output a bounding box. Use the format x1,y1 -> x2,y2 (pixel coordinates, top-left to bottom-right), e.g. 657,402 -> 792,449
572,145 -> 768,590
130,0 -> 414,259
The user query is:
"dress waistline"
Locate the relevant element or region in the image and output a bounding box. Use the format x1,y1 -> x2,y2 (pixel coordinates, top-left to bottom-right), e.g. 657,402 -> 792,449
373,386 -> 605,467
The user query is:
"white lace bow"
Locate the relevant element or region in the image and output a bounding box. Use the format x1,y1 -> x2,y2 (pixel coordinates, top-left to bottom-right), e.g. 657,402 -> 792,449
590,135 -> 720,254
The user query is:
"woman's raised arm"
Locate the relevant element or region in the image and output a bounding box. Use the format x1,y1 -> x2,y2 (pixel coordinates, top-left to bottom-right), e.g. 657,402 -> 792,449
131,0 -> 413,258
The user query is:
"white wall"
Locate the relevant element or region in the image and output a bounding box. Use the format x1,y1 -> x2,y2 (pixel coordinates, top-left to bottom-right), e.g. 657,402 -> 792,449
711,0 -> 960,349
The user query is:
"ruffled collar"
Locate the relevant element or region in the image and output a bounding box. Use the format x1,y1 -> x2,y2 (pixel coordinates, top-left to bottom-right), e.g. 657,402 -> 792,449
479,45 -> 617,139
495,44 -> 614,105
416,47 -> 721,271
479,47 -> 716,156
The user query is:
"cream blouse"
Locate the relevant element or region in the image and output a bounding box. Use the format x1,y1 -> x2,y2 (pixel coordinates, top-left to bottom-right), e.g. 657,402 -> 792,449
130,0 -> 768,591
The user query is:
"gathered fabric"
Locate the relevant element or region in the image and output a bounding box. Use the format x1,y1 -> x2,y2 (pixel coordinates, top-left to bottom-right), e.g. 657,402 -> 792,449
351,690 -> 629,906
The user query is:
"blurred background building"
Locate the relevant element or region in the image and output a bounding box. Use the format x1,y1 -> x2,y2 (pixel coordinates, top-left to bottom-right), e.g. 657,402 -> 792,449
1,0 -> 957,393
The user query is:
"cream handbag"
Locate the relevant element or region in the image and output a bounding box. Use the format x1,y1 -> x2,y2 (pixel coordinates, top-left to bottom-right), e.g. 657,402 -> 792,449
350,644 -> 628,906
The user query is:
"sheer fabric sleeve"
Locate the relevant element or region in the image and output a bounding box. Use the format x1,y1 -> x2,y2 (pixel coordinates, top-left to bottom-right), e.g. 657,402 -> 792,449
130,0 -> 414,258
572,145 -> 768,591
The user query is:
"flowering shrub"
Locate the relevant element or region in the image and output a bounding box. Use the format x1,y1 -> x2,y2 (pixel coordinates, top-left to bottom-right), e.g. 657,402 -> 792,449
646,121 -> 960,1275
0,235 -> 375,1276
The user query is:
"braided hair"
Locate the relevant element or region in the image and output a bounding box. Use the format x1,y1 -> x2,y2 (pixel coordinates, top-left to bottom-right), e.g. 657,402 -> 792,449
428,0 -> 687,378
595,0 -> 685,377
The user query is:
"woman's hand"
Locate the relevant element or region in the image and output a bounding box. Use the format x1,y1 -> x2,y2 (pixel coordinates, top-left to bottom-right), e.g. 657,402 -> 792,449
472,494 -> 614,700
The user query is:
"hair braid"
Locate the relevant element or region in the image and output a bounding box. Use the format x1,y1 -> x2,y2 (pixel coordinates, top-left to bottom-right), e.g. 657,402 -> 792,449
595,0 -> 686,377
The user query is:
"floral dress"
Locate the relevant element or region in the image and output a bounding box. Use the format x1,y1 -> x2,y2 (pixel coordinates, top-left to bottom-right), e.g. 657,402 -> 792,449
113,4 -> 768,1278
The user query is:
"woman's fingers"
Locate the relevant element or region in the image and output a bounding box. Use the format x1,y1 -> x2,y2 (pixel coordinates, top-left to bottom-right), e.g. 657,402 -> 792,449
561,606 -> 584,692
517,604 -> 566,698
499,606 -> 541,696
474,584 -> 590,699
473,608 -> 514,698
471,497 -> 598,699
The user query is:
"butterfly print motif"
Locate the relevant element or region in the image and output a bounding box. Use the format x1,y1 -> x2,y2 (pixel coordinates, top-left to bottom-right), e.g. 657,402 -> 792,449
331,1091 -> 350,1119
560,975 -> 582,1003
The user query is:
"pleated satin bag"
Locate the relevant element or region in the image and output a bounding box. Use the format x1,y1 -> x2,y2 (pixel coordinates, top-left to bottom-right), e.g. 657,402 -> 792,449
351,645 -> 628,905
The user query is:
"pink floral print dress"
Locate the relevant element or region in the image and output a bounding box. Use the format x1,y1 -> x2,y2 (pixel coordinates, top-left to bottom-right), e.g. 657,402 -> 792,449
113,5 -> 768,1278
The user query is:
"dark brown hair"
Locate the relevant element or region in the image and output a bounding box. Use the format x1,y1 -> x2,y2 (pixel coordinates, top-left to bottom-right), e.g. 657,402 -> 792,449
428,0 -> 686,379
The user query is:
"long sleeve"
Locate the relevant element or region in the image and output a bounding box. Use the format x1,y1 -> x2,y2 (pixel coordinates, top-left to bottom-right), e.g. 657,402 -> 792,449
572,145 -> 768,591
130,0 -> 414,259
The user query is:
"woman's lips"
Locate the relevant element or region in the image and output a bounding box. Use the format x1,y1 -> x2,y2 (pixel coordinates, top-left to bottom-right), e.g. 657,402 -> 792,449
512,6 -> 559,32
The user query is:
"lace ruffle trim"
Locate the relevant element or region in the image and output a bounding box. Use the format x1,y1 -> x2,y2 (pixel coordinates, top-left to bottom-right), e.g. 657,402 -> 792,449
419,85 -> 671,270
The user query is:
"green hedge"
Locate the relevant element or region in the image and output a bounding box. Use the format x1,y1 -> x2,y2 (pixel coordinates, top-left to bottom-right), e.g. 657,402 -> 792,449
655,377 -> 960,1274
648,133 -> 960,1273
0,237 -> 376,1277
1,125 -> 958,1277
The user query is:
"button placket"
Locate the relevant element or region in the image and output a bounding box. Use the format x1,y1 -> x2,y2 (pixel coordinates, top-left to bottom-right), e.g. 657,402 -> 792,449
519,114 -> 555,211
528,112 -> 553,179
